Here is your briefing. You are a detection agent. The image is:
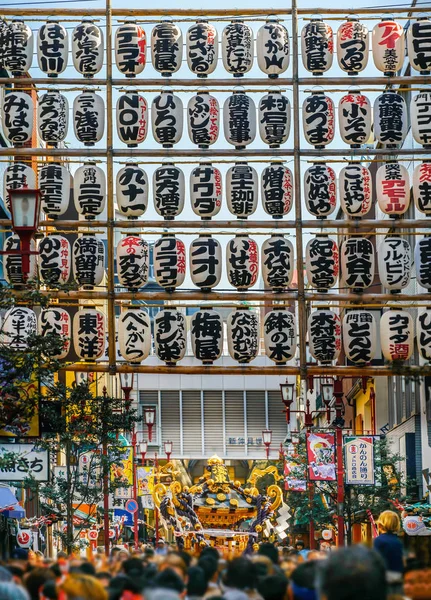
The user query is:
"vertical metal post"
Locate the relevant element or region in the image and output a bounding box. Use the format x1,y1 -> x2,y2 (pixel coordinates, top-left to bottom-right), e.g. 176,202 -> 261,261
334,378 -> 345,547
132,432 -> 139,550
102,387 -> 110,556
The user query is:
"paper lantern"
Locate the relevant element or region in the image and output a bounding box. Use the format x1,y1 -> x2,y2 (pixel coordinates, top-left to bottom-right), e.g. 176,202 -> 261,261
340,237 -> 374,290
374,91 -> 408,146
119,308 -> 151,363
261,234 -> 294,291
190,163 -> 222,218
226,162 -> 258,218
190,235 -> 222,291
256,20 -> 289,77
222,20 -> 253,76
74,162 -> 106,219
3,163 -> 36,211
191,309 -> 223,364
308,309 -> 342,364
380,310 -> 414,362
411,91 -> 431,147
73,91 -> 105,145
39,234 -> 71,285
116,163 -> 148,218
117,236 -> 149,290
39,163 -> 71,219
378,237 -> 411,291
153,163 -> 185,218
304,163 -> 336,218
154,308 -> 187,365
413,161 -> 431,215
407,18 -> 431,74
1,20 -> 33,75
226,235 -> 259,291
303,92 -> 335,147
72,19 -> 104,77
38,90 -> 69,144
3,307 -> 37,350
227,308 -> 259,363
417,309 -> 431,361
116,92 -> 147,147
376,162 -> 410,216
37,21 -> 68,76
73,235 -> 105,289
186,20 -> 218,77
337,18 -> 369,74
342,311 -> 376,364
415,238 -> 431,290
339,163 -> 372,217
151,21 -> 182,76
73,308 -> 106,361
153,235 -> 186,291
39,308 -> 71,359
115,21 -> 146,77
372,19 -> 404,76
223,92 -> 256,149
261,162 -> 293,218
306,236 -> 339,291
264,309 -> 297,364
3,235 -> 37,286
151,91 -> 183,147
187,92 -> 220,148
338,92 -> 371,147
3,91 -> 33,145
258,92 -> 291,147
301,18 -> 333,75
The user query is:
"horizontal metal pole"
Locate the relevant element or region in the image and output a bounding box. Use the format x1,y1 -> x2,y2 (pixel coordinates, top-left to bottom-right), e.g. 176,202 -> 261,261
298,6 -> 430,15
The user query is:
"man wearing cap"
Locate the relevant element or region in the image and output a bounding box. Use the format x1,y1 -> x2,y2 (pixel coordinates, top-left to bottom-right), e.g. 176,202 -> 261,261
155,539 -> 168,555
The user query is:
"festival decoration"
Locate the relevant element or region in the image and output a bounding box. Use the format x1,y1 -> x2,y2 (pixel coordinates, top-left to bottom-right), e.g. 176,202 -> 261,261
154,308 -> 187,365
115,21 -> 146,77
72,19 -> 104,77
342,311 -> 377,364
338,91 -> 371,147
339,163 -> 372,217
153,163 -> 185,218
264,309 -> 297,364
73,308 -> 106,361
258,92 -> 291,147
190,163 -> 222,218
187,92 -> 220,148
38,89 -> 69,144
340,237 -> 375,290
223,92 -> 256,149
261,234 -> 294,291
116,92 -> 148,147
304,163 -> 336,217
257,19 -> 290,77
2,307 -> 37,350
3,91 -> 33,145
308,309 -> 341,363
190,235 -> 222,291
116,163 -> 148,218
226,234 -> 259,291
380,310 -> 414,362
261,162 -> 293,218
227,308 -> 259,363
376,162 -> 410,216
226,162 -> 258,218
151,21 -> 182,76
222,20 -> 253,76
186,20 -> 218,76
302,91 -> 335,148
191,309 -> 223,363
37,20 -> 68,76
301,18 -> 333,75
305,236 -> 339,291
153,235 -> 186,291
39,308 -> 71,359
38,234 -> 71,285
372,18 -> 404,76
336,18 -> 369,74
73,90 -> 105,145
118,307 -> 151,363
378,237 -> 411,291
407,17 -> 431,74
72,234 -> 105,289
116,236 -> 149,290
74,162 -> 106,219
39,163 -> 71,219
151,91 -> 183,147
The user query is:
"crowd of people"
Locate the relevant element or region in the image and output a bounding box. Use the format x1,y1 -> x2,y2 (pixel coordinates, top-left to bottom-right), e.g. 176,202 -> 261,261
0,511 -> 425,600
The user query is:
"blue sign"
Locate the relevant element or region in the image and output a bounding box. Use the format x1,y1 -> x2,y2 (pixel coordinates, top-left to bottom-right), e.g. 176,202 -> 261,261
125,498 -> 138,514
113,508 -> 133,527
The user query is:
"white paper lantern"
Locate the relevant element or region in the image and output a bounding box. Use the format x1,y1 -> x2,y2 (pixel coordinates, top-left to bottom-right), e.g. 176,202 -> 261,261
153,163 -> 185,218
303,92 -> 335,147
408,18 -> 431,74
415,238 -> 431,290
154,308 -> 187,365
3,163 -> 36,212
301,19 -> 333,75
226,162 -> 258,218
256,20 -> 289,77
73,308 -> 106,361
74,162 -> 106,219
2,20 -> 33,75
378,237 -> 411,291
187,92 -> 220,148
38,90 -> 69,144
115,21 -> 146,77
186,20 -> 218,77
340,237 -> 374,290
151,21 -> 182,76
339,163 -> 372,217
411,91 -> 431,147
119,307 -> 151,363
116,92 -> 148,147
3,91 -> 33,145
222,20 -> 253,76
304,163 -> 337,218
417,309 -> 431,361
190,163 -> 222,218
338,92 -> 372,146
262,234 -> 294,291
153,235 -> 186,291
223,92 -> 256,149
342,311 -> 376,364
306,236 -> 339,291
190,235 -> 222,291
308,309 -> 341,363
258,92 -> 291,147
226,235 -> 259,291
116,164 -> 148,218
39,234 -> 71,285
3,235 -> 37,286
380,310 -> 414,362
227,309 -> 259,364
374,91 -> 408,146
191,309 -> 223,364
37,21 -> 68,76
72,235 -> 105,289
3,307 -> 37,350
372,19 -> 404,76
151,91 -> 183,147
72,19 -> 104,77
337,18 -> 369,74
264,309 -> 297,364
39,308 -> 71,359
73,91 -> 105,145
261,162 -> 293,218
413,161 -> 431,215
39,163 -> 71,219
376,162 -> 410,216
116,236 -> 149,290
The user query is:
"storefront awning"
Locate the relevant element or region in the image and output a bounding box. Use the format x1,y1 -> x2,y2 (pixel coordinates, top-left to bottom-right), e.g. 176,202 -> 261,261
0,487 -> 25,518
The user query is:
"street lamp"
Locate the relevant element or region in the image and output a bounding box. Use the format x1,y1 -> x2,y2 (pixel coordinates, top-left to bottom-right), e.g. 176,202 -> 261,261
262,429 -> 272,459
164,440 -> 173,462
140,441 -> 148,463
144,406 -> 156,442
321,380 -> 334,423
119,372 -> 135,411
280,381 -> 295,422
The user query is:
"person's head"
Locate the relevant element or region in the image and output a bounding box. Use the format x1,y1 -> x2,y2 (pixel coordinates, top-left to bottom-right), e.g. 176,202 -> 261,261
0,582 -> 30,600
76,562 -> 96,576
40,580 -> 58,600
111,547 -> 122,559
95,572 -> 112,588
224,557 -> 257,591
122,557 -> 145,577
24,568 -> 56,600
257,574 -> 289,600
153,567 -> 185,596
59,573 -> 108,600
160,554 -> 188,581
316,545 -> 387,600
290,561 -> 318,600
307,551 -> 326,562
251,555 -> 275,579
187,566 -> 207,598
200,547 -> 220,562
258,542 -> 279,566
198,556 -> 218,584
295,541 -> 305,551
377,510 -> 400,534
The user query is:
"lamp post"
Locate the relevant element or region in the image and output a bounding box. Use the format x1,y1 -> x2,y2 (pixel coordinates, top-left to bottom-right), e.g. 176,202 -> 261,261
262,429 -> 272,460
144,406 -> 156,442
140,441 -> 147,464
131,429 -> 148,550
119,372 -> 135,412
164,440 -> 173,463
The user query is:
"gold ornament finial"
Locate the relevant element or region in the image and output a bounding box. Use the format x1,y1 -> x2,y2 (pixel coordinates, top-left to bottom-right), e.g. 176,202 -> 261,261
207,454 -> 223,466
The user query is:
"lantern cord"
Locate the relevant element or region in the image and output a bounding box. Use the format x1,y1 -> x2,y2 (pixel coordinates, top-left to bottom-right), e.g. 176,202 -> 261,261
302,87 -> 430,94
115,159 -> 294,165
0,159 -> 103,164
117,87 -> 290,93
8,86 -> 102,92
114,17 -> 287,23
305,158 -> 426,164
301,16 -> 417,21
8,17 -> 102,21
113,230 -> 431,237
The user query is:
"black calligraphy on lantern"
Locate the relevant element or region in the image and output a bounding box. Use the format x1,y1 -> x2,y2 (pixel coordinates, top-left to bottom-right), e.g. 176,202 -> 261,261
377,162 -> 409,214
72,21 -> 103,75
39,309 -> 70,358
412,92 -> 431,146
115,24 -> 146,76
228,310 -> 259,363
341,238 -> 374,289
4,308 -> 37,350
152,22 -> 182,74
416,238 -> 431,289
117,166 -> 148,216
375,92 -> 406,145
307,237 -> 339,290
39,164 -> 68,217
191,310 -> 222,363
223,21 -> 253,74
224,93 -> 255,147
154,237 -> 186,290
379,238 -> 411,289
3,92 -> 32,144
73,237 -> 104,288
120,311 -> 149,361
309,311 -> 341,363
337,20 -> 368,73
257,22 -> 289,76
385,312 -> 412,361
264,310 -> 296,363
188,93 -> 219,147
415,162 -> 431,213
417,310 -> 431,360
408,20 -> 431,72
75,165 -> 105,217
117,237 -> 149,290
339,94 -> 371,146
227,164 -> 258,217
340,165 -> 371,216
261,164 -> 293,217
153,165 -> 184,217
117,93 -> 147,145
302,20 -> 333,73
38,22 -> 67,75
74,92 -> 104,145
259,93 -> 290,146
4,164 -> 35,211
262,236 -> 293,290
38,92 -> 68,143
39,235 -> 70,285
227,237 -> 258,290
155,310 -> 186,364
187,22 -> 217,75
303,94 -> 335,147
76,311 -> 104,359
3,236 -> 34,285
152,93 -> 183,146
190,165 -> 222,217
2,21 -> 32,74
344,312 -> 375,364
190,237 -> 221,290
374,21 -> 403,73
305,164 -> 336,217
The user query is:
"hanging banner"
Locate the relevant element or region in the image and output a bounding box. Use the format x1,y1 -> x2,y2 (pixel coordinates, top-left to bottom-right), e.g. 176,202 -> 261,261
112,447 -> 133,499
284,459 -> 307,492
344,436 -> 375,485
0,380 -> 39,438
306,432 -> 336,481
136,466 -> 153,496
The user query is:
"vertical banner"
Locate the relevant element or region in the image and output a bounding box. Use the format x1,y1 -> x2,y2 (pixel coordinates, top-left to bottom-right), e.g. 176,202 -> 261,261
284,459 -> 307,492
306,432 -> 336,481
112,447 -> 133,499
344,436 -> 375,485
136,466 -> 153,496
